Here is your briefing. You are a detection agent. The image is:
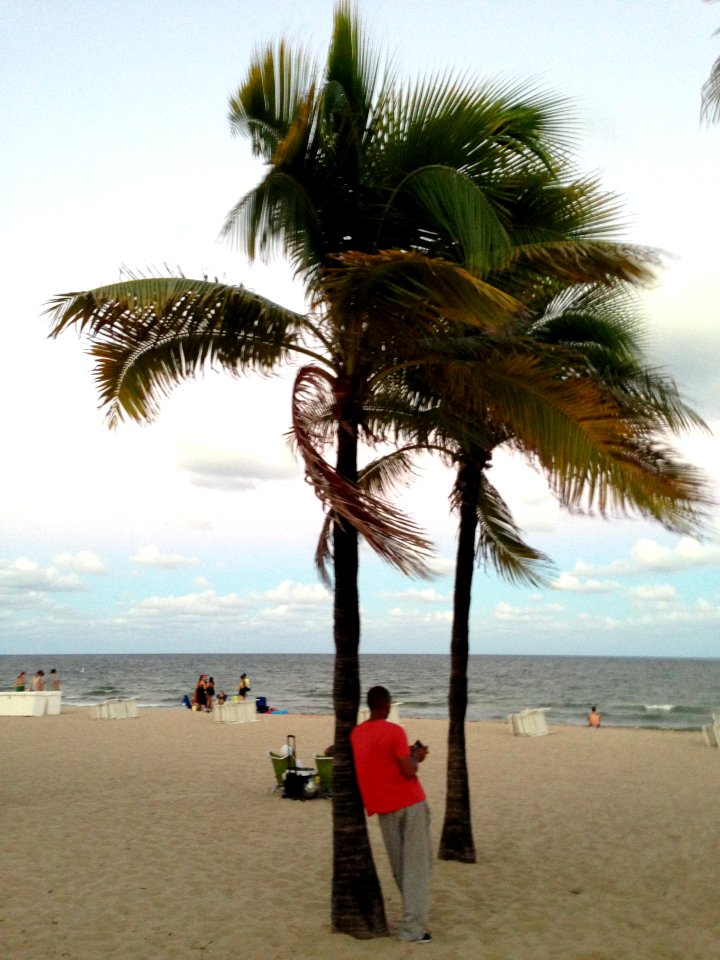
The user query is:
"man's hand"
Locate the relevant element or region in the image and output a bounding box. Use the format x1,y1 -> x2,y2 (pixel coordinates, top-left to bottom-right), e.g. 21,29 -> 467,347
398,740 -> 429,779
411,740 -> 429,763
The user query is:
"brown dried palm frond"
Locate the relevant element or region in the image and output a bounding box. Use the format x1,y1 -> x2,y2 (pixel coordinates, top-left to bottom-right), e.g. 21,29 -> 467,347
291,364 -> 433,580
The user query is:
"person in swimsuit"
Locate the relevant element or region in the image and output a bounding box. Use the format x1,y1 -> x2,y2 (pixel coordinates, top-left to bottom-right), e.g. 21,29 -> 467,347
15,671 -> 26,691
193,676 -> 207,712
588,706 -> 601,728
205,676 -> 215,712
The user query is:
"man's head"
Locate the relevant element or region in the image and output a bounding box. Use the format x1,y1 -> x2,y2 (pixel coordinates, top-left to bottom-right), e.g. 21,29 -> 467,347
367,685 -> 391,718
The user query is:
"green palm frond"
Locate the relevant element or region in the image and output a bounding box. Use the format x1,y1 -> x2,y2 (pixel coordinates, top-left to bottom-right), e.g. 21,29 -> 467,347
465,472 -> 553,587
393,165 -> 513,272
325,1 -> 388,126
228,40 -> 319,159
46,278 -> 307,426
222,169 -> 323,273
324,249 -> 523,334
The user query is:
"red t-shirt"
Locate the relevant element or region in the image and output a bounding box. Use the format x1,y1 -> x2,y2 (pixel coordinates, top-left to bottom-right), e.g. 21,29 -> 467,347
351,719 -> 426,816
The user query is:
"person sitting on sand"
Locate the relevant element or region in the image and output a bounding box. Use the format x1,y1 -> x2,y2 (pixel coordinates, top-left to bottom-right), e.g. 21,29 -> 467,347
588,706 -> 601,728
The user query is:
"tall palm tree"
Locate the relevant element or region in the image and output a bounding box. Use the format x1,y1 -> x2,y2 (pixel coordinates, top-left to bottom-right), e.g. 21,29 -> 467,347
324,153 -> 710,863
431,285 -> 708,863
45,0 -> 707,935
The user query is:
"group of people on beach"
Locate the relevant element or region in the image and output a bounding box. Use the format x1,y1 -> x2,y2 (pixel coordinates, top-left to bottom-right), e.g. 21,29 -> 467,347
14,669 -> 60,692
190,672 -> 251,712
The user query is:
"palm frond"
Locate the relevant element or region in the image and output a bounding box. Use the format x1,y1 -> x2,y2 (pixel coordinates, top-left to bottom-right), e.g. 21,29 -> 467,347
292,364 -> 433,576
228,40 -> 319,159
463,473 -> 553,587
222,169 -> 322,273
701,47 -> 720,124
45,278 -> 305,426
324,249 -> 523,333
394,165 -> 513,272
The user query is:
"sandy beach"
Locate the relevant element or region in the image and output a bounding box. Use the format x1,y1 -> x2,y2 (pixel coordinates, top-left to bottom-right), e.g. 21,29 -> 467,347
2,708 -> 718,960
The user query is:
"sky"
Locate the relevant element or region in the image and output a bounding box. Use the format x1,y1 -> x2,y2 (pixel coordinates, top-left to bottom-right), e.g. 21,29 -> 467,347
1,0 -> 719,658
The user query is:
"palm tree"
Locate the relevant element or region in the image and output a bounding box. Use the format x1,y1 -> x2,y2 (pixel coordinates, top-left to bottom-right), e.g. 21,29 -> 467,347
45,0 -> 708,935
324,154 -> 710,863
433,286 -> 708,863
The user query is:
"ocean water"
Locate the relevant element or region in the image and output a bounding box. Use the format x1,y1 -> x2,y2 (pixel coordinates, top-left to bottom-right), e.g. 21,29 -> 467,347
3,653 -> 719,730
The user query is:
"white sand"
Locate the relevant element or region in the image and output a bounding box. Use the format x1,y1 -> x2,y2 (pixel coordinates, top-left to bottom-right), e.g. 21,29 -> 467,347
2,709 -> 719,959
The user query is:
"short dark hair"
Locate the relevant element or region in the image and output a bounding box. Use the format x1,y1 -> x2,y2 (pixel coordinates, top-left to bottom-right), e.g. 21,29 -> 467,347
367,685 -> 391,709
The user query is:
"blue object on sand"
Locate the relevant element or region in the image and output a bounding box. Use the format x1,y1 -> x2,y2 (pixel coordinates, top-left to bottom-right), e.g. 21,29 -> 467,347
182,694 -> 192,709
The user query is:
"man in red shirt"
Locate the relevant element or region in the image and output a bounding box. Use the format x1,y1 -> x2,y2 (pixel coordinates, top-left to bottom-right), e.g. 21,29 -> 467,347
351,685 -> 432,943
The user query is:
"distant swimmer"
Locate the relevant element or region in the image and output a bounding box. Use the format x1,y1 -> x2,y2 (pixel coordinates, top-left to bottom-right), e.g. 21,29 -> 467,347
588,706 -> 601,728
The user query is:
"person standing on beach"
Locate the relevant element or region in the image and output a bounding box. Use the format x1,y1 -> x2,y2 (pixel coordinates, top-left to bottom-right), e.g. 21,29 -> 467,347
14,671 -> 26,691
49,669 -> 61,690
30,670 -> 45,691
238,673 -> 251,699
588,706 -> 601,728
351,685 -> 433,943
205,676 -> 215,712
193,675 -> 207,712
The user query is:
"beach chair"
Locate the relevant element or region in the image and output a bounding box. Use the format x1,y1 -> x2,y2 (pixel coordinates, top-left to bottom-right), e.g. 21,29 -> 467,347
314,755 -> 333,797
269,751 -> 292,793
702,723 -> 719,747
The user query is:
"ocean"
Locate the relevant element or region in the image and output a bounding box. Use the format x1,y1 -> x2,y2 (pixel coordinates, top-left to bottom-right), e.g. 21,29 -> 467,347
2,653 -> 718,730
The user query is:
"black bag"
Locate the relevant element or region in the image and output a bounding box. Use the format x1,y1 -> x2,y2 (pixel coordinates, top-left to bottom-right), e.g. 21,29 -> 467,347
282,734 -> 317,800
283,768 -> 317,800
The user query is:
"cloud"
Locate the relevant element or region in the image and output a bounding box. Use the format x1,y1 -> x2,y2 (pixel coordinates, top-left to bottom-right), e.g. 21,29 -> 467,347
425,556 -> 456,577
0,557 -> 86,594
388,607 -> 452,623
127,589 -> 248,620
552,573 -> 618,593
129,545 -> 199,569
494,601 -> 566,624
573,535 -> 720,578
178,447 -> 299,491
262,580 -> 331,605
630,583 -> 678,602
381,587 -> 451,603
53,551 -> 107,574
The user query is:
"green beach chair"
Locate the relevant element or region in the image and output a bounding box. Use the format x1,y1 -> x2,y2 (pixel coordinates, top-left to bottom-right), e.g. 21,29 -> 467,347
314,755 -> 333,798
269,751 -> 291,793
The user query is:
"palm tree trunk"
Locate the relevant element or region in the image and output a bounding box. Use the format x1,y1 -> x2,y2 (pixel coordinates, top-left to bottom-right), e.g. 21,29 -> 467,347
438,456 -> 479,862
330,405 -> 389,938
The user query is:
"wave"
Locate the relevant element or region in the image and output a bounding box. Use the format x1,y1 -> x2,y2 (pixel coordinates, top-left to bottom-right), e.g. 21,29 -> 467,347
644,704 -> 675,713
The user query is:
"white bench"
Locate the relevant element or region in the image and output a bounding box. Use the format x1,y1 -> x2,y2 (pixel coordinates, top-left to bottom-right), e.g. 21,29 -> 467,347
508,708 -> 550,737
357,702 -> 403,725
90,698 -> 138,720
702,720 -> 720,747
214,698 -> 257,723
0,692 -> 62,716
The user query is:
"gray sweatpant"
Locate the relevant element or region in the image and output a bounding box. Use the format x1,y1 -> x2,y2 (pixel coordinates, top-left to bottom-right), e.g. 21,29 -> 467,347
378,800 -> 432,941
